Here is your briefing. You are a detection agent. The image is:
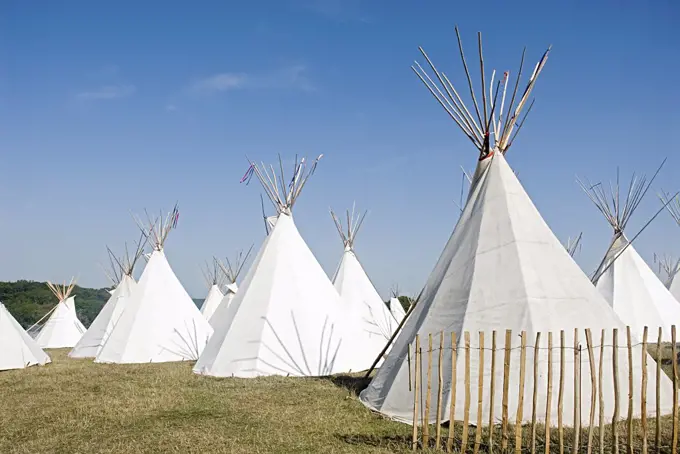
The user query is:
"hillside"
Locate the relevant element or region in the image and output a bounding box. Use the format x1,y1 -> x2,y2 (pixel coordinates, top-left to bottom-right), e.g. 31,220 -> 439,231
0,280 -> 111,328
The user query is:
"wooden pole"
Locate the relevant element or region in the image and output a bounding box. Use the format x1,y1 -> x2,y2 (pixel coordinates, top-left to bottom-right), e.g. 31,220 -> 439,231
408,343 -> 412,391
461,331 -> 471,453
412,335 -> 420,451
446,332 -> 457,453
474,331 -> 484,454
672,325 -> 678,453
626,326 -> 634,454
612,328 -> 620,454
559,330 -> 565,454
655,327 -> 662,454
599,330 -> 605,454
531,332 -> 541,454
489,330 -> 497,452
546,332 -> 553,454
424,333 -> 433,446
641,326 -> 648,454
502,329 -> 512,452
573,329 -> 581,454
515,331 -> 527,454
436,331 -> 444,449
585,329 -> 597,454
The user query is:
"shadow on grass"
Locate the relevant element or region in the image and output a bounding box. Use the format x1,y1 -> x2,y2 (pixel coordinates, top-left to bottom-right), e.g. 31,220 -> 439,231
327,374 -> 373,395
336,433 -> 411,449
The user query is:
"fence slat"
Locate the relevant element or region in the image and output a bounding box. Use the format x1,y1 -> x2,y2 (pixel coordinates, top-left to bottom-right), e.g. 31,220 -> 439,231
559,330 -> 565,454
626,326 -> 634,454
446,332 -> 457,453
436,332 -> 444,449
489,330 -> 497,452
502,329 -> 512,452
573,329 -> 581,454
672,325 -> 678,453
515,331 -> 527,454
546,332 -> 553,454
613,328 -> 620,454
461,332 -> 471,453
474,332 -> 484,454
655,327 -> 661,454
424,333 -> 433,446
599,329 -> 605,454
641,326 -> 648,454
585,329 -> 596,454
531,332 -> 541,454
412,335 -> 420,452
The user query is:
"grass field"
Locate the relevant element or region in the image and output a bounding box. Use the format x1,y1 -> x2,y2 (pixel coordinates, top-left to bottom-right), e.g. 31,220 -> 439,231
1,347 -> 678,453
0,350 -> 413,454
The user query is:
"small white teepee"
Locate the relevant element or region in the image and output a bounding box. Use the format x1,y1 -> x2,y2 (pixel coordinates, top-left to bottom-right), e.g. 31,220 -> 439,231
95,205 -> 214,364
199,258 -> 226,321
360,29 -> 675,426
195,156 -> 363,377
388,286 -> 407,322
70,236 -> 146,358
0,302 -> 51,371
209,248 -> 252,326
580,166 -> 680,342
33,280 -> 86,349
660,193 -> 680,301
331,205 -> 397,353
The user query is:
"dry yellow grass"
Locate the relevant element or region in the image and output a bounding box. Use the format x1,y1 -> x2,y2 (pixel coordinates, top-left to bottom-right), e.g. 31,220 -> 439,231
0,350 -> 413,454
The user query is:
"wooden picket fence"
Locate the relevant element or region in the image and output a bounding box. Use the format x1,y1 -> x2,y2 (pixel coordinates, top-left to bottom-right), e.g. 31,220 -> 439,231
409,326 -> 680,453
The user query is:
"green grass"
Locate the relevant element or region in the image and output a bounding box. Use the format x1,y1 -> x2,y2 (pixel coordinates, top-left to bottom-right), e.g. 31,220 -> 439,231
0,350 -> 414,454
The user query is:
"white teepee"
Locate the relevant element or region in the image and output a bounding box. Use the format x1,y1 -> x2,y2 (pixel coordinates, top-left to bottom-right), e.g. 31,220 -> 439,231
0,302 -> 51,371
388,286 -> 407,322
70,237 -> 145,358
580,167 -> 680,342
95,206 -> 214,363
360,29 -> 674,426
32,280 -> 86,349
199,258 -> 226,321
209,248 -> 252,326
331,205 -> 397,352
660,193 -> 680,301
195,156 -> 365,377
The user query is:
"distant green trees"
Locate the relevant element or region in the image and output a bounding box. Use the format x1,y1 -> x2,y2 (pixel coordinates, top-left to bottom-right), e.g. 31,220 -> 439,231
0,280 -> 111,328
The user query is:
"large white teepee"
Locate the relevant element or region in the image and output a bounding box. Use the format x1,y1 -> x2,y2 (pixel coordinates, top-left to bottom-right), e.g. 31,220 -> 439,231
33,280 -> 86,349
208,248 -> 252,326
95,206 -> 213,363
360,29 -> 674,426
580,168 -> 680,342
195,156 -> 364,377
70,237 -> 145,358
331,206 -> 397,357
660,194 -> 680,301
0,302 -> 51,371
199,258 -> 226,321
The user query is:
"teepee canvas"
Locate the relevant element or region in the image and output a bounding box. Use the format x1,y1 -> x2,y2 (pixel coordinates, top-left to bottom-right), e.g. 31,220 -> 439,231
331,206 -> 397,358
360,29 -> 674,426
195,156 -> 365,377
96,206 -> 214,363
33,280 -> 86,349
580,167 -> 680,342
70,237 -> 145,358
0,302 -> 51,371
209,248 -> 252,326
389,288 -> 407,323
199,259 -> 226,321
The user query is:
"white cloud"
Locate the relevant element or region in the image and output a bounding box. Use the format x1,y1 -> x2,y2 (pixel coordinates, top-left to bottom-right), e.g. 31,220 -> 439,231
189,65 -> 315,95
76,84 -> 136,100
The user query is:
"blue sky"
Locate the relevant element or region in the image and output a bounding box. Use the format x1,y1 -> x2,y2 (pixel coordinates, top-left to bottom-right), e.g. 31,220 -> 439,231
0,1 -> 679,298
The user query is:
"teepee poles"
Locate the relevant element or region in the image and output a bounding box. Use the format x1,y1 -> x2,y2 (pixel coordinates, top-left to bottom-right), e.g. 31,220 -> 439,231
330,203 -> 368,251
216,246 -> 254,285
412,26 -> 551,158
564,233 -> 583,258
202,258 -> 226,289
133,203 -> 180,251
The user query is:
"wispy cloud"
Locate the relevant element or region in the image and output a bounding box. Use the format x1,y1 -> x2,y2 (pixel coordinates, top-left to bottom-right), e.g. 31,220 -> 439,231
165,104 -> 178,112
189,65 -> 315,95
76,84 -> 136,100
